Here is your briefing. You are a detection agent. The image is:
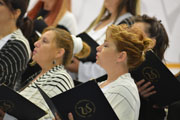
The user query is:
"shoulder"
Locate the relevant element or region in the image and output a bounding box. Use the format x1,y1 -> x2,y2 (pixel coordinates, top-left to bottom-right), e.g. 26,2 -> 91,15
48,66 -> 73,83
50,66 -> 71,78
1,40 -> 29,58
62,11 -> 76,20
58,11 -> 77,34
115,13 -> 134,26
105,74 -> 139,99
11,29 -> 31,58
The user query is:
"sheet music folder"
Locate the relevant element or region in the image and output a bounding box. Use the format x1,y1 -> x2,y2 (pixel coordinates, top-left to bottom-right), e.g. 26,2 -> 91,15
77,32 -> 99,63
37,80 -> 119,120
0,84 -> 46,120
130,50 -> 180,106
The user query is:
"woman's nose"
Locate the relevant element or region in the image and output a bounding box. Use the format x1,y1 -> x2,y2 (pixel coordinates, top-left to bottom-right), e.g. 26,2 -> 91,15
34,40 -> 40,48
96,45 -> 102,52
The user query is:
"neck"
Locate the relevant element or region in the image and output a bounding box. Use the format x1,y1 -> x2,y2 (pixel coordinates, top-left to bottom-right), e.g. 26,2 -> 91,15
40,64 -> 56,74
99,65 -> 128,89
0,22 -> 17,39
110,7 -> 128,21
32,64 -> 58,83
106,65 -> 128,83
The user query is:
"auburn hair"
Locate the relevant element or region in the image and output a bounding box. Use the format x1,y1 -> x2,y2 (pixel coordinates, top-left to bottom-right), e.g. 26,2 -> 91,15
107,24 -> 152,69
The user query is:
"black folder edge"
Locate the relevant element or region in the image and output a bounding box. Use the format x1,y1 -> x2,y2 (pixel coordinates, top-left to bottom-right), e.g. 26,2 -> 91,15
0,84 -> 46,120
34,83 -> 63,119
176,71 -> 180,82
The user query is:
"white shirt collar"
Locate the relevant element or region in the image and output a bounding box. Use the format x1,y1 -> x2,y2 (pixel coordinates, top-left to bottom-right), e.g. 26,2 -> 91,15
0,33 -> 13,49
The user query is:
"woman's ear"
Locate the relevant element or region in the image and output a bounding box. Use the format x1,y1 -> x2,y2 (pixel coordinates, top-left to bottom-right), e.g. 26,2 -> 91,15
116,51 -> 127,63
14,9 -> 21,20
56,48 -> 65,59
149,38 -> 156,49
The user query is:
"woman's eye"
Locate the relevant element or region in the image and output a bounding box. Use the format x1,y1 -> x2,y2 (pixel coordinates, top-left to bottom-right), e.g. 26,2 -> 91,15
42,38 -> 48,43
0,1 -> 4,6
103,43 -> 108,47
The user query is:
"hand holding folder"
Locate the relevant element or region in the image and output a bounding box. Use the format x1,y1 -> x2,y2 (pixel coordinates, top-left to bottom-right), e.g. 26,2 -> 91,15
136,79 -> 156,98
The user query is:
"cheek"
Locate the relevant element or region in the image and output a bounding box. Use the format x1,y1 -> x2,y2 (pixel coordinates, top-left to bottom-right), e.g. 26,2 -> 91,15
0,10 -> 10,21
98,52 -> 107,63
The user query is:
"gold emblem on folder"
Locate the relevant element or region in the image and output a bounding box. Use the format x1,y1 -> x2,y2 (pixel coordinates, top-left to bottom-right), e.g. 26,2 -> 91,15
142,67 -> 160,82
75,99 -> 96,118
0,100 -> 14,112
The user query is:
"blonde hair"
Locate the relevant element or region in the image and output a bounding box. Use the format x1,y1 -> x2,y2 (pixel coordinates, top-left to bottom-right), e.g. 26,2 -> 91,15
107,24 -> 152,69
85,5 -> 106,32
31,27 -> 73,66
74,42 -> 91,59
31,27 -> 90,66
86,0 -> 139,32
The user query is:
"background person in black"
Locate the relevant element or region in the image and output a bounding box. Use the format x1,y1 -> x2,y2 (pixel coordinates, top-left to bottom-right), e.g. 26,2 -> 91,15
167,70 -> 180,120
132,15 -> 169,120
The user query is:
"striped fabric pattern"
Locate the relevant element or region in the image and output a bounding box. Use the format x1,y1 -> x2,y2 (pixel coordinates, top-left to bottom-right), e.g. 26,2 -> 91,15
20,65 -> 74,120
100,73 -> 140,120
0,30 -> 30,89
118,16 -> 134,26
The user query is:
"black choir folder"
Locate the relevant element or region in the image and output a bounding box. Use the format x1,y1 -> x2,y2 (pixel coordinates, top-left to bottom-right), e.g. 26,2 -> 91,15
130,50 -> 180,106
77,32 -> 99,63
37,80 -> 119,120
0,84 -> 46,120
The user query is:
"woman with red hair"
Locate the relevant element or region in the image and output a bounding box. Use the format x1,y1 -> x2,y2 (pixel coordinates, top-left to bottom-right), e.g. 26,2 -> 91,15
28,0 -> 77,35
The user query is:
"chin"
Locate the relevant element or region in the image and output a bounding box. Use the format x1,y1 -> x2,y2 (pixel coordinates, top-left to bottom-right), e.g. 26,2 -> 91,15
32,56 -> 37,62
96,61 -> 101,66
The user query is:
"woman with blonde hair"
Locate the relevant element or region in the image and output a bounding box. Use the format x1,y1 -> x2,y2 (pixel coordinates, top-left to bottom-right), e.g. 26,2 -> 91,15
0,27 -> 90,120
67,0 -> 139,82
21,0 -> 78,88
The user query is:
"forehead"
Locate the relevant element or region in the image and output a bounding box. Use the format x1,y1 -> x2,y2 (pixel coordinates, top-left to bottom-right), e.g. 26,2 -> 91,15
42,30 -> 56,40
106,28 -> 112,38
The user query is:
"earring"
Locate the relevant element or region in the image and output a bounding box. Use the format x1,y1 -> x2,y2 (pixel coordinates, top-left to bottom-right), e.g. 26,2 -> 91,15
52,60 -> 56,65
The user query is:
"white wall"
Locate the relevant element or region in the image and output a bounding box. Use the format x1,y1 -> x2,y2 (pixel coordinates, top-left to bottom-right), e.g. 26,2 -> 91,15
140,0 -> 180,74
141,0 -> 180,64
72,0 -> 104,34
